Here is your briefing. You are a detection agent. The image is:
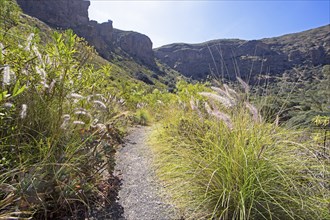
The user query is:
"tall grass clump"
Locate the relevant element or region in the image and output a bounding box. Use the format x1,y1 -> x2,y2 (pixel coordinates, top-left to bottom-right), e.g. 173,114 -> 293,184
151,80 -> 329,219
0,2 -> 128,218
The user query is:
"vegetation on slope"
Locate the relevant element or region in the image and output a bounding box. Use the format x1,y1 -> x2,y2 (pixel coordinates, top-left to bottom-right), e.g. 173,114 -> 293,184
1,1 -> 329,219
258,65 -> 330,127
0,1 -> 170,218
150,80 -> 329,219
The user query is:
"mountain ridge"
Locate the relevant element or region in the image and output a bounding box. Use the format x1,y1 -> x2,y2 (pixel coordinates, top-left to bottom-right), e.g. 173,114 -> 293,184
17,0 -> 330,83
155,24 -> 330,81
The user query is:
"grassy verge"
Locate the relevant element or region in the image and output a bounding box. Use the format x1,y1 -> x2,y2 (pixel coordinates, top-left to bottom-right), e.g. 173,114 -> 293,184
150,82 -> 329,219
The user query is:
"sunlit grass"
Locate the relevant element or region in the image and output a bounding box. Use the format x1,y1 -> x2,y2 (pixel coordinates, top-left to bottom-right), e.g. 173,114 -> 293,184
0,2 -> 129,217
150,85 -> 329,220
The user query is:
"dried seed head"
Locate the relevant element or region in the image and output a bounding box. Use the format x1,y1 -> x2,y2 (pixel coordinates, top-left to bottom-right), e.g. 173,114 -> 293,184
36,66 -> 47,81
62,114 -> 71,119
2,65 -> 11,86
40,80 -> 49,89
91,119 -> 99,125
95,123 -> 107,133
199,92 -> 235,108
61,115 -> 71,129
2,65 -> 16,87
275,114 -> 279,127
73,121 -> 85,125
190,98 -> 203,119
0,42 -> 5,55
245,102 -> 262,123
93,100 -> 107,109
214,84 -> 238,103
136,102 -> 147,109
25,33 -> 35,51
74,111 -> 87,115
3,102 -> 14,109
69,93 -> 84,99
211,86 -> 228,97
204,102 -> 213,115
190,99 -> 197,111
223,84 -> 239,98
236,77 -> 250,94
48,80 -> 56,94
74,110 -> 92,119
20,104 -> 27,119
212,110 -> 233,130
32,45 -> 43,64
44,54 -> 52,66
118,98 -> 125,105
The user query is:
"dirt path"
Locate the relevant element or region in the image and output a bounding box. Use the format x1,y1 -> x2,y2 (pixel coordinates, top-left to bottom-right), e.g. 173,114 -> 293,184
114,126 -> 179,220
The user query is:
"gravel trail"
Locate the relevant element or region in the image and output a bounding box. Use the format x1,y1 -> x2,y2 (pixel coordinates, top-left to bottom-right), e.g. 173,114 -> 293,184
114,126 -> 179,220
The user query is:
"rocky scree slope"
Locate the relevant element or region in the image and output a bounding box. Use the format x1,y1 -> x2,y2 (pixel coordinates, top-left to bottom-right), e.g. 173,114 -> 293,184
17,0 -> 156,67
154,25 -> 330,82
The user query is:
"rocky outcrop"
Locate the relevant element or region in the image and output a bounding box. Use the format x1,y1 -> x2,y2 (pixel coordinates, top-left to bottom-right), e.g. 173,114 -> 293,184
112,29 -> 154,66
16,0 -> 90,28
17,0 -> 156,67
154,25 -> 330,81
74,20 -> 114,58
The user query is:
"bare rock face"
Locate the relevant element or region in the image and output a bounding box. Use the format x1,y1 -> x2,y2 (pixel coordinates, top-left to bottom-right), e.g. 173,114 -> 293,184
74,20 -> 114,58
16,0 -> 90,28
17,0 -> 156,67
113,29 -> 154,66
154,25 -> 330,81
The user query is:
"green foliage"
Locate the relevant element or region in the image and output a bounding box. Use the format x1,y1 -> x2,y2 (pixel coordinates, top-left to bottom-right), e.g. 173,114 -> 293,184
313,115 -> 330,127
0,7 -> 127,218
133,109 -> 151,125
259,65 -> 330,128
0,0 -> 21,31
175,80 -> 210,102
1,1 -> 329,219
151,83 -> 329,220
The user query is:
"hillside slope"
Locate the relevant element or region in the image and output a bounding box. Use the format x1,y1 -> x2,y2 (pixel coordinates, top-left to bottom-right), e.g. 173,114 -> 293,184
17,0 -> 182,90
154,25 -> 330,82
17,0 -> 330,85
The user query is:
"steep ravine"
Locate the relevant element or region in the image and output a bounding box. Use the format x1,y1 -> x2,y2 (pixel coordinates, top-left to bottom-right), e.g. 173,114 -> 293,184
114,126 -> 179,220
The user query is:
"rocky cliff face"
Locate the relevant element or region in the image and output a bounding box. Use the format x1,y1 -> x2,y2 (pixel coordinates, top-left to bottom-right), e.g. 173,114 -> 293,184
154,25 -> 330,82
16,0 -> 330,83
17,0 -> 155,67
112,29 -> 154,66
16,0 -> 90,28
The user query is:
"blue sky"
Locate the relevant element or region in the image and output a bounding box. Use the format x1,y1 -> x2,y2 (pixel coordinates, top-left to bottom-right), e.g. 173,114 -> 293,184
88,0 -> 330,48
